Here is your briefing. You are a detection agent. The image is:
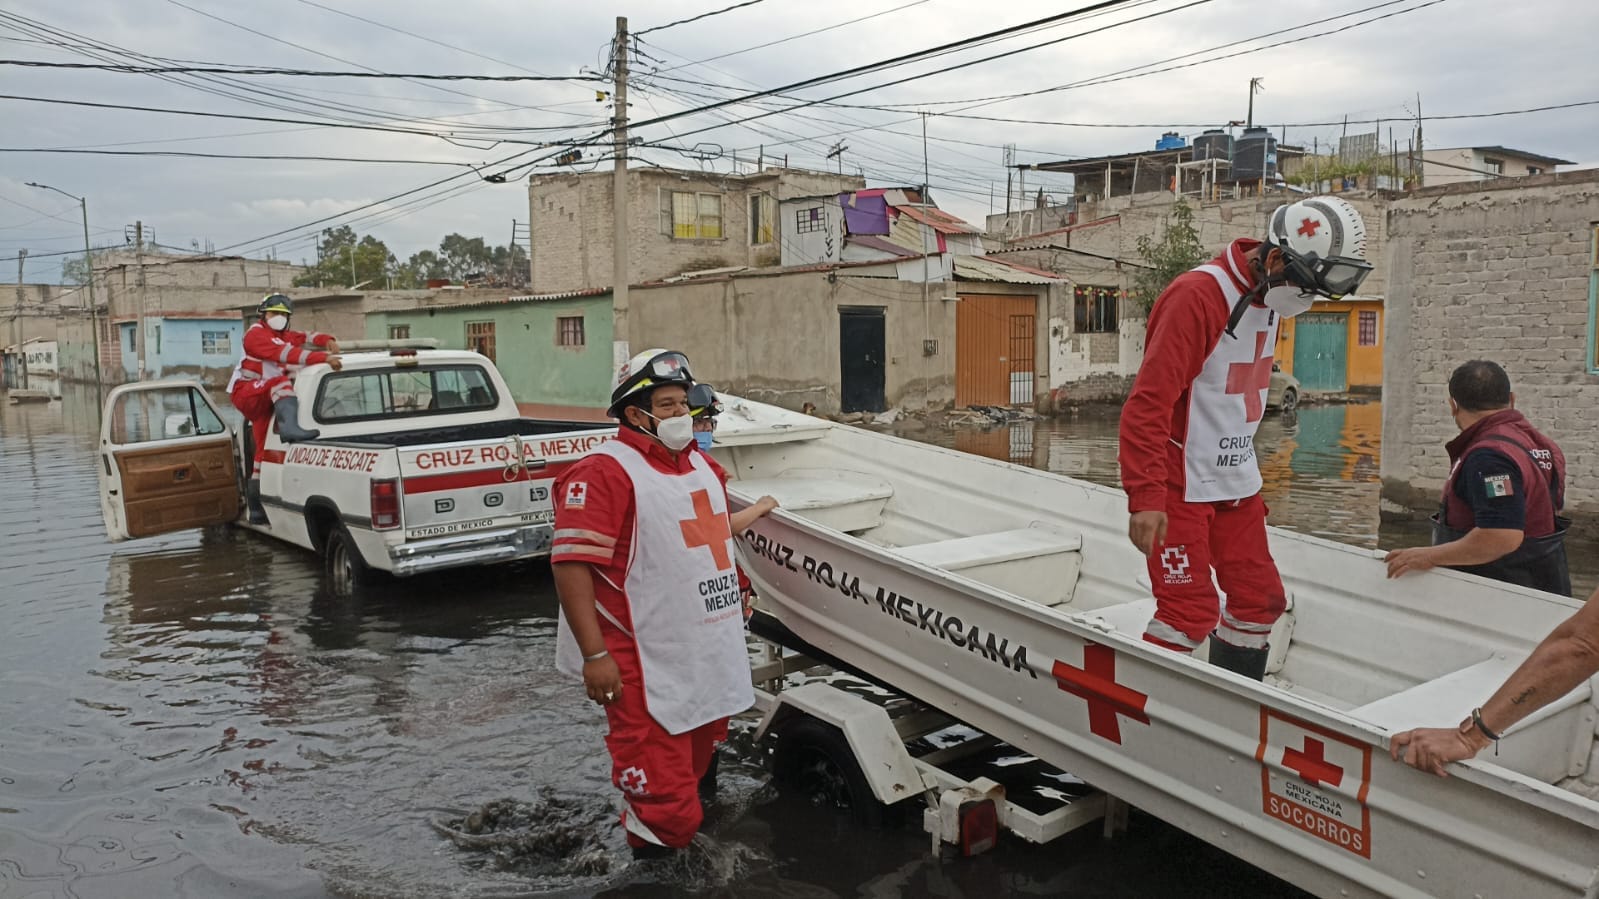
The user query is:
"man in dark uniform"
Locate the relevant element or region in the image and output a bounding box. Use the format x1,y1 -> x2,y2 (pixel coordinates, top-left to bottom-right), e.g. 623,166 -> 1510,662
1386,360 -> 1569,595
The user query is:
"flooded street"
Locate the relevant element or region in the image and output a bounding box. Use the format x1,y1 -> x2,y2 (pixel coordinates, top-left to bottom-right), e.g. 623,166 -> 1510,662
1,388 -> 1589,898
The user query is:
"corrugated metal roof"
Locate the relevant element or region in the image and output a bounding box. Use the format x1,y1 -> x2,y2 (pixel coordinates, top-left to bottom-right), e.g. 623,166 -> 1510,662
953,256 -> 1060,284
896,204 -> 980,235
437,287 -> 611,310
846,235 -> 918,257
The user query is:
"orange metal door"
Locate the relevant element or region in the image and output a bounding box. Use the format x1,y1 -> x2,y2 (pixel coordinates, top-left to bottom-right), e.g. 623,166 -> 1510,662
956,294 -> 1037,407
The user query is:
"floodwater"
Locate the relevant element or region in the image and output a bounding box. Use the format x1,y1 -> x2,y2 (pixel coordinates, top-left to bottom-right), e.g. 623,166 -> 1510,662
0,387 -> 1587,899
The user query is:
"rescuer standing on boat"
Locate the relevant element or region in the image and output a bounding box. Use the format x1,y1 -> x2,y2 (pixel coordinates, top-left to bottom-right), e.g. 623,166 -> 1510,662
1384,360 -> 1569,595
227,293 -> 341,525
1118,198 -> 1372,679
550,350 -> 775,859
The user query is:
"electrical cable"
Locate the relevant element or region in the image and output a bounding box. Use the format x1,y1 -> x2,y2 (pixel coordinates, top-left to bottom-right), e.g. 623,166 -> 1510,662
637,0 -> 766,36
0,59 -> 601,81
0,147 -> 488,165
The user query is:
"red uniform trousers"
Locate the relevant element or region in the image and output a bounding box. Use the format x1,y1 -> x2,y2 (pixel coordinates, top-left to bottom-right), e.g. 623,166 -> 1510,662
229,376 -> 295,476
601,635 -> 727,849
1143,491 -> 1287,653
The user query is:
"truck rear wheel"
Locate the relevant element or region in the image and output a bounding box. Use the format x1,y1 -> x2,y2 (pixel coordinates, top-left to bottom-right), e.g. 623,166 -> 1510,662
771,717 -> 894,828
324,525 -> 375,598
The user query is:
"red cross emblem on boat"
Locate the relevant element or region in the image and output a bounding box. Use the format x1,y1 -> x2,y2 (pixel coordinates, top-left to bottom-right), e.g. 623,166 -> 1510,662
1282,736 -> 1344,788
1051,643 -> 1150,744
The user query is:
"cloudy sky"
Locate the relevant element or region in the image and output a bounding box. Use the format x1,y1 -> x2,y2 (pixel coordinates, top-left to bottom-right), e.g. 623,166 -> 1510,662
3,0 -> 1595,283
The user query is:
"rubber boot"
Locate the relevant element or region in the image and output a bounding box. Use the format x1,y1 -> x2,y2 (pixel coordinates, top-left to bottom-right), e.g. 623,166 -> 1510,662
630,842 -> 676,861
273,396 -> 319,442
697,750 -> 720,804
245,477 -> 268,525
1207,635 -> 1269,681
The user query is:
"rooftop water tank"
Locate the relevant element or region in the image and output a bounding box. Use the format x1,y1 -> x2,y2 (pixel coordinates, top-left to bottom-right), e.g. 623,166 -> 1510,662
1155,131 -> 1187,151
1233,127 -> 1278,182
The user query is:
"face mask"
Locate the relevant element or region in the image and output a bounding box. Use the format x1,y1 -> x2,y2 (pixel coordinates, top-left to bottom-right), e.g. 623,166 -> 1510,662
644,410 -> 695,452
1263,285 -> 1316,318
265,314 -> 290,331
694,431 -> 714,452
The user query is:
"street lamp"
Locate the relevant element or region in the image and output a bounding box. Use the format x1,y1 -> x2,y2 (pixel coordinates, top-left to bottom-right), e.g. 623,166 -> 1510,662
25,182 -> 103,388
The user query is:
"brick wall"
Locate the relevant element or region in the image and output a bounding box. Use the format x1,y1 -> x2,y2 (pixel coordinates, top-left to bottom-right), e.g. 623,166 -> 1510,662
1381,169 -> 1599,523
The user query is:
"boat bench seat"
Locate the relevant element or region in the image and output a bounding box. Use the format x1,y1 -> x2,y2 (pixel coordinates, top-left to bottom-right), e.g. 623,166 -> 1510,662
1353,654 -> 1594,783
732,475 -> 894,533
894,526 -> 1082,607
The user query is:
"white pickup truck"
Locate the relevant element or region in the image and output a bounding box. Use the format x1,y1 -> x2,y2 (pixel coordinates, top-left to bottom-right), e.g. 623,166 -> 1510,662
97,346 -> 613,595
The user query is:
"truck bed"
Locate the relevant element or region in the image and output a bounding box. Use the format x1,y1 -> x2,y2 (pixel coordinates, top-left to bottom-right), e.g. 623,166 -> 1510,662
326,418 -> 611,448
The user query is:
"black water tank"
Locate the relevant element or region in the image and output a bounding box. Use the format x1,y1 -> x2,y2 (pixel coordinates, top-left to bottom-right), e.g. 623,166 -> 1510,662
1233,127 -> 1278,181
1192,128 -> 1233,163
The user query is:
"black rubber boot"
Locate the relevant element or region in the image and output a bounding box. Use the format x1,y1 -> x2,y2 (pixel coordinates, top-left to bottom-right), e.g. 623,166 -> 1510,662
245,477 -> 268,525
273,396 -> 319,442
630,842 -> 676,861
697,750 -> 720,804
1208,636 -> 1269,681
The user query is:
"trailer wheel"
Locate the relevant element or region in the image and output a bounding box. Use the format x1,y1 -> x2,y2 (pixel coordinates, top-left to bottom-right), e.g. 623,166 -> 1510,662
771,717 -> 893,827
324,525 -> 375,598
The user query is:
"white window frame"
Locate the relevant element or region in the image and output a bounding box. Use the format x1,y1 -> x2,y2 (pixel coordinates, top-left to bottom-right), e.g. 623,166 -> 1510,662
659,189 -> 724,240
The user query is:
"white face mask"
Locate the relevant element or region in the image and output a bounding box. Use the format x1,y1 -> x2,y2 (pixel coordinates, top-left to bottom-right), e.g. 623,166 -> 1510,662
1263,285 -> 1316,318
644,411 -> 695,452
265,314 -> 290,331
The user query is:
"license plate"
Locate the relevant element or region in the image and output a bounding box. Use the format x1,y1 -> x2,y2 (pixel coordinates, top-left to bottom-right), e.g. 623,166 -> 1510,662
406,517 -> 495,539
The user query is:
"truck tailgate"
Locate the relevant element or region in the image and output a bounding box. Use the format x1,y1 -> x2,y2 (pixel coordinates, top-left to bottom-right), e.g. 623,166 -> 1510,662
396,431 -> 611,540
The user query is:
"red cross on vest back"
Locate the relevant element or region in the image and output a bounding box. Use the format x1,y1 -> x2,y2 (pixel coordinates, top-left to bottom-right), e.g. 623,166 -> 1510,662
1051,643 -> 1150,744
1225,331 -> 1275,423
1297,217 -> 1321,238
1282,737 -> 1344,788
679,488 -> 733,570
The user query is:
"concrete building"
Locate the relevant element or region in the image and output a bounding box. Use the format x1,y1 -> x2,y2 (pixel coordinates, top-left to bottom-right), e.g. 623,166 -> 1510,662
1419,146 -> 1574,187
1381,168 -> 1599,524
362,288 -> 614,410
526,165 -> 864,293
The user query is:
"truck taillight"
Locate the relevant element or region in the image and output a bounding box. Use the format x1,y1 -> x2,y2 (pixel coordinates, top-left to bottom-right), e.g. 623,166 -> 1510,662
371,478 -> 400,530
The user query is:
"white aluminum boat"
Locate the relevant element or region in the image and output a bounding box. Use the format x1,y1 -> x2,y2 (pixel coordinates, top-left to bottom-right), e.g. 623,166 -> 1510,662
709,397 -> 1599,899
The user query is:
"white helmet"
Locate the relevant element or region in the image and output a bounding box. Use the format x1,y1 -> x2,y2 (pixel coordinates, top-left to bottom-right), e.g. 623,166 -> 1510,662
608,348 -> 694,418
1266,196 -> 1372,298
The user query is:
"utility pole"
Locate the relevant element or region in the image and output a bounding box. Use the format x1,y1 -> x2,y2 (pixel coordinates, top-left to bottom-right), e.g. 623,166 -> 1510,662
1246,77 -> 1264,130
134,221 -> 147,380
12,249 -> 25,389
1414,93 -> 1424,187
28,183 -> 102,388
347,244 -> 356,289
611,15 -> 631,376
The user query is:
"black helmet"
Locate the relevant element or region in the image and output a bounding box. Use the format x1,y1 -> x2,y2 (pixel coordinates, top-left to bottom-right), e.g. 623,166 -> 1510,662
258,293 -> 293,317
687,383 -> 721,419
607,348 -> 694,419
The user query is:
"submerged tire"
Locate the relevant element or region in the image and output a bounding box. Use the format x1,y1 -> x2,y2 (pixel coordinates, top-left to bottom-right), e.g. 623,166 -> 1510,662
324,525 -> 375,598
771,717 -> 894,828
1280,387 -> 1299,412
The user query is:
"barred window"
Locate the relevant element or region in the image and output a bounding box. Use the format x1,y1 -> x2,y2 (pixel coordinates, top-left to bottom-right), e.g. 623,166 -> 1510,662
557,316 -> 585,347
200,330 -> 232,355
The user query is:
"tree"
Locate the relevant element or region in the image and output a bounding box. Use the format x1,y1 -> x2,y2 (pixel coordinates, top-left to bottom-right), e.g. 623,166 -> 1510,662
438,233 -> 492,280
60,254 -> 93,286
1133,200 -> 1207,314
294,226 -> 394,288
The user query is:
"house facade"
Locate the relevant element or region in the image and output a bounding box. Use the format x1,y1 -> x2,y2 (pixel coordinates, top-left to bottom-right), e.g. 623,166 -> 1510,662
1419,146 -> 1574,186
526,165 -> 864,293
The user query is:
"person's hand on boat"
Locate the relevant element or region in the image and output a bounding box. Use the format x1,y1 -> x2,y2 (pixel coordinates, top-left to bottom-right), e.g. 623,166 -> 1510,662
1383,546 -> 1438,579
1389,722 -> 1491,777
584,655 -> 623,707
1128,510 -> 1168,557
753,496 -> 779,517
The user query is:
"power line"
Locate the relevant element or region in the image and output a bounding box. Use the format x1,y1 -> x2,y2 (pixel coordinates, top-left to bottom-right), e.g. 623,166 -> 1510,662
0,58 -> 601,81
0,147 -> 487,165
651,0 -> 933,73
0,92 -> 577,143
636,0 -> 766,37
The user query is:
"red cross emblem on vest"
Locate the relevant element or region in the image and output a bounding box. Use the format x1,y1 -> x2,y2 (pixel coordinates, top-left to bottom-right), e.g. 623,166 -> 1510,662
1225,331 -> 1276,423
680,488 -> 733,571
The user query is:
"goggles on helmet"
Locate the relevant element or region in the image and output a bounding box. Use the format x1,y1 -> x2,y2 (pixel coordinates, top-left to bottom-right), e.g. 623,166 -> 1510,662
1280,247 -> 1372,299
686,383 -> 720,418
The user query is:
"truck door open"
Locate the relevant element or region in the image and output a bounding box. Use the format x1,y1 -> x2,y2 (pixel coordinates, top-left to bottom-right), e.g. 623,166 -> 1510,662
98,381 -> 240,541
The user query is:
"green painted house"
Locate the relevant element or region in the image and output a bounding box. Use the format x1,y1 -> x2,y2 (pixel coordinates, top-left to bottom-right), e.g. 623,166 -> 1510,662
364,289 -> 613,409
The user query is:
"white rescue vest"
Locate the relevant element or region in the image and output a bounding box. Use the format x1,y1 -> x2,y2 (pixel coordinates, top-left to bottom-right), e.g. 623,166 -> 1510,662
556,440 -> 752,734
1181,264 -> 1279,502
226,323 -> 292,392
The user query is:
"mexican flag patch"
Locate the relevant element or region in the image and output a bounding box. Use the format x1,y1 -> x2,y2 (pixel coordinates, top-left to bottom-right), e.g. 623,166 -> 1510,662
1483,473 -> 1514,498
